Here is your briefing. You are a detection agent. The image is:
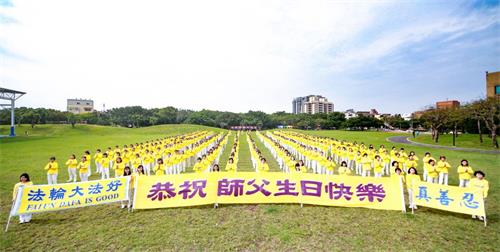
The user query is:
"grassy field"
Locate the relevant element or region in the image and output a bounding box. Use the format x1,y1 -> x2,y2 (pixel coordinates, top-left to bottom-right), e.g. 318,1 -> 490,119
413,133 -> 497,150
0,125 -> 499,251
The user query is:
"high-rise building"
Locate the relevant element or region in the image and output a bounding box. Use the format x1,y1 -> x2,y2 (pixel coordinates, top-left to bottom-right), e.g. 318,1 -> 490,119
67,98 -> 94,114
292,95 -> 334,114
486,71 -> 500,98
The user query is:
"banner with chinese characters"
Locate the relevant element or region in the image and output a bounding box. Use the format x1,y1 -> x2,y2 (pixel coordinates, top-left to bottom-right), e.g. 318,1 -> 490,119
412,181 -> 486,216
11,177 -> 131,216
133,172 -> 405,211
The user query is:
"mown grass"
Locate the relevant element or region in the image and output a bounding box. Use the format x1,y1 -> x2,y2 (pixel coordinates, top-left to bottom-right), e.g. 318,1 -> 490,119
413,133 -> 497,150
0,125 -> 498,251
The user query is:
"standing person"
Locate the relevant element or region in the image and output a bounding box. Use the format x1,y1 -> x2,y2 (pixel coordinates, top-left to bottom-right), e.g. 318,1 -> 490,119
437,156 -> 451,185
143,150 -> 153,176
426,159 -> 438,184
469,171 -> 489,221
406,167 -> 421,210
84,151 -> 92,177
361,153 -> 372,177
113,157 -> 125,178
94,149 -> 103,174
44,157 -> 59,184
325,156 -> 336,175
422,152 -> 435,182
355,151 -> 363,175
338,161 -> 352,176
373,155 -> 384,178
77,156 -> 90,182
225,158 -> 237,172
100,153 -> 111,180
458,159 -> 474,187
212,164 -> 220,172
12,173 -> 33,223
154,158 -> 165,176
122,166 -> 132,209
65,154 -> 78,182
257,158 -> 270,172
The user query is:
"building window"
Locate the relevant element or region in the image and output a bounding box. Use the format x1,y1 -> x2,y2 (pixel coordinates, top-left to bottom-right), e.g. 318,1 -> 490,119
495,85 -> 500,95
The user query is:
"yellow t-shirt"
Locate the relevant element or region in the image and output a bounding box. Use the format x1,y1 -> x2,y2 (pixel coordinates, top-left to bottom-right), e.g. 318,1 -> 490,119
44,161 -> 59,175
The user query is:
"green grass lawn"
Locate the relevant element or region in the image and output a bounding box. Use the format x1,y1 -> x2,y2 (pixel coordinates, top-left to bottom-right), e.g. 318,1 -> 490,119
413,133 -> 497,150
1,125 -> 499,251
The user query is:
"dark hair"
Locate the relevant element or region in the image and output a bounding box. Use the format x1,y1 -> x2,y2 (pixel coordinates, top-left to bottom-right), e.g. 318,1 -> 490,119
391,161 -> 399,167
137,165 -> 145,174
474,171 -> 485,177
123,166 -> 131,176
50,156 -> 56,160
461,159 -> 469,166
394,168 -> 402,173
20,173 -> 30,182
408,167 -> 418,175
340,161 -> 348,166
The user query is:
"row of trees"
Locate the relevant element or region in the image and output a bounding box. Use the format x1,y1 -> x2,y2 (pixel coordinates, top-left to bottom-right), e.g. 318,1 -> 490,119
2,98 -> 497,147
1,106 -> 386,130
420,98 -> 500,148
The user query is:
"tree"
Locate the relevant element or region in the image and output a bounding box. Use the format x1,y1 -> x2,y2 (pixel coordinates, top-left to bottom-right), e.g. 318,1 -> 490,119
444,108 -> 464,147
67,113 -> 77,128
420,108 -> 448,143
473,98 -> 500,148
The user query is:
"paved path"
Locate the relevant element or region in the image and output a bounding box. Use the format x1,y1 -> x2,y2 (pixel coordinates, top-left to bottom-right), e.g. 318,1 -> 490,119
387,136 -> 500,154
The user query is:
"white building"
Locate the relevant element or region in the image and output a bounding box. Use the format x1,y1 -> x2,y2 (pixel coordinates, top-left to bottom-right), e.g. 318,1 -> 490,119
292,95 -> 334,114
67,98 -> 94,114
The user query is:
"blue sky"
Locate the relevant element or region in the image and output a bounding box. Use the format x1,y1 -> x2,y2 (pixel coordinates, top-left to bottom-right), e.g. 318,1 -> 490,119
0,0 -> 499,114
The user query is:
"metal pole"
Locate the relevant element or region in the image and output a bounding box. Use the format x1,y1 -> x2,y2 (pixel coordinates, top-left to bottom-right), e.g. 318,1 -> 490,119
10,99 -> 15,136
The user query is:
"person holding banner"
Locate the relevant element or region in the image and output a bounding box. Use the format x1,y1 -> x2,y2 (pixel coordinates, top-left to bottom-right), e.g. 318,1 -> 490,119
437,156 -> 451,185
114,157 -> 126,177
77,156 -> 90,182
44,156 -> 59,185
470,171 -> 489,220
154,158 -> 166,175
122,166 -> 133,208
458,160 -> 474,187
12,173 -> 33,223
338,161 -> 352,176
65,154 -> 78,183
406,167 -> 420,210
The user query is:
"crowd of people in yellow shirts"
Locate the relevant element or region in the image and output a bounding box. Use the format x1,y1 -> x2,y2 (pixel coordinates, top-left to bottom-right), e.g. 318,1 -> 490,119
261,131 -> 488,216
13,129 -> 490,223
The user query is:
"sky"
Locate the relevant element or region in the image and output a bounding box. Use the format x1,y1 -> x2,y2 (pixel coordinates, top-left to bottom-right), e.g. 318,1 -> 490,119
0,0 -> 499,114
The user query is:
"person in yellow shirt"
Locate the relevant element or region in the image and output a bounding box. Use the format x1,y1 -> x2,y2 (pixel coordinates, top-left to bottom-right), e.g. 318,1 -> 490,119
361,153 -> 372,177
426,159 -> 438,184
457,159 -> 474,187
324,156 -> 336,175
355,151 -> 363,175
406,167 -> 421,210
100,153 -> 111,179
211,164 -> 220,172
77,156 -> 90,181
84,150 -> 92,177
94,149 -> 103,174
338,161 -> 352,176
225,158 -> 237,172
65,154 -> 78,182
12,173 -> 33,223
437,156 -> 451,185
131,153 -> 142,173
114,157 -> 126,178
44,156 -> 59,185
298,160 -> 308,173
257,158 -> 270,172
392,167 -> 406,185
422,152 -> 435,182
143,150 -> 153,176
154,158 -> 166,176
373,155 -> 384,178
122,166 -> 133,208
469,171 -> 489,220
405,156 -> 418,175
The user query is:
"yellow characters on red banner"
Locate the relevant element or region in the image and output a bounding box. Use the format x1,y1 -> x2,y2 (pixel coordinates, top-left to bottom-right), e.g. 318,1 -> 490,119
133,172 -> 406,211
11,177 -> 131,216
412,181 -> 486,216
